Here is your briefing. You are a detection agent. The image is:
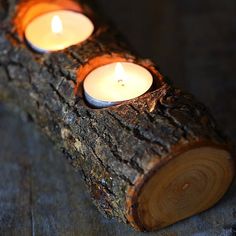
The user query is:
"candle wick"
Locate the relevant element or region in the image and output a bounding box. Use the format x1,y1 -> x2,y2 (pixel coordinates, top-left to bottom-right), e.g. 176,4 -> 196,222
117,78 -> 125,87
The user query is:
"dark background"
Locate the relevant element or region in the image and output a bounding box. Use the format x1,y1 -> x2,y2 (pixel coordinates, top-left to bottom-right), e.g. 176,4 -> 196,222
0,0 -> 236,235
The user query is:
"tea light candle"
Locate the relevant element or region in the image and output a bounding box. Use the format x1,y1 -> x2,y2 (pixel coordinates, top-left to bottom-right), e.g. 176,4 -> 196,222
25,10 -> 94,52
83,62 -> 153,108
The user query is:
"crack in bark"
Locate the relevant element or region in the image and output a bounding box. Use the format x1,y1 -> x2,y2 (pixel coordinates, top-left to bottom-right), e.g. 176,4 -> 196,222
108,110 -> 169,153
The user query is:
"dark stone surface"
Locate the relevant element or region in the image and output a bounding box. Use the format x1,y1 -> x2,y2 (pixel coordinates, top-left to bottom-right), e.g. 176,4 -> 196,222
0,0 -> 236,235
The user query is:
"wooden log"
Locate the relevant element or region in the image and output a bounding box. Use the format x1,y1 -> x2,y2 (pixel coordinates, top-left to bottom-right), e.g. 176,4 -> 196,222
0,0 -> 235,232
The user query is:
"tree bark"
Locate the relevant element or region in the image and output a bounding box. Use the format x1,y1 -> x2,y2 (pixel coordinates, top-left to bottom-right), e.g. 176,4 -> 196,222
0,0 -> 235,231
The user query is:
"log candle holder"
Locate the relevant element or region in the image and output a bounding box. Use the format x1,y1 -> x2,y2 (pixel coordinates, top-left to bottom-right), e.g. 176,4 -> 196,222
0,0 -> 235,232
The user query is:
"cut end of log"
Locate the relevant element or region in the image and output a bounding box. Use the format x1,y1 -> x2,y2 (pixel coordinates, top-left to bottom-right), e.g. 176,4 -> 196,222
127,146 -> 235,231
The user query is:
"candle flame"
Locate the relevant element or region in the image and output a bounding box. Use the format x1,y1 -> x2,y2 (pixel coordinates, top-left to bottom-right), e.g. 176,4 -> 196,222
115,62 -> 126,86
51,15 -> 63,34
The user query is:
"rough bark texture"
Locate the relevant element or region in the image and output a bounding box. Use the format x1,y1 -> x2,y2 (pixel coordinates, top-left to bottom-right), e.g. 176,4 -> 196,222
0,0 -> 235,232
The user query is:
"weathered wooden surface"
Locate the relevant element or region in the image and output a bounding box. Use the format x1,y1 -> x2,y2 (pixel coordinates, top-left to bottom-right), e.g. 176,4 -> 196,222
0,0 -> 236,235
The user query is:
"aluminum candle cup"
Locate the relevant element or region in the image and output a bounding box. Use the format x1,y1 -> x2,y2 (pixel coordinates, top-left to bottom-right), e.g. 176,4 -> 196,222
83,62 -> 153,108
25,10 -> 94,52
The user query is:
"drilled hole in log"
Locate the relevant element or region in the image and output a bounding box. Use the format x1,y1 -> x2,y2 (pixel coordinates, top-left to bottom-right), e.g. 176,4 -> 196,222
14,0 -> 94,40
75,53 -> 165,108
127,146 -> 235,231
